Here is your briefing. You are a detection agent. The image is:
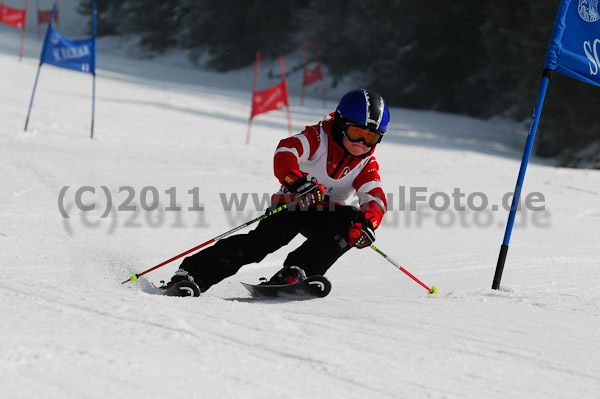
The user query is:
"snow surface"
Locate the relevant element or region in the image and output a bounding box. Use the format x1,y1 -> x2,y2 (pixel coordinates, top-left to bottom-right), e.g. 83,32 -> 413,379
1,6 -> 600,399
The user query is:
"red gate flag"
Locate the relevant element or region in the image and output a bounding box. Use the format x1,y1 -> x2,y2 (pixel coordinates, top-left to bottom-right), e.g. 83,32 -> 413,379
1,1 -> 29,60
246,53 -> 293,143
38,8 -> 57,23
251,80 -> 289,118
0,4 -> 27,28
300,41 -> 326,107
37,0 -> 59,40
303,64 -> 322,87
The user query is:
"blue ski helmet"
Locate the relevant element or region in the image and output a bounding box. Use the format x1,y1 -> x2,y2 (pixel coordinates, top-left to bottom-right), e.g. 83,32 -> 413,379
335,89 -> 390,133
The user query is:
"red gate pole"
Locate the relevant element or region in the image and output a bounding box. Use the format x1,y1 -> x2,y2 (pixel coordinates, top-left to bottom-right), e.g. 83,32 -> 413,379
300,40 -> 308,106
316,43 -> 326,108
36,0 -> 40,40
280,56 -> 293,136
246,51 -> 261,144
19,0 -> 29,61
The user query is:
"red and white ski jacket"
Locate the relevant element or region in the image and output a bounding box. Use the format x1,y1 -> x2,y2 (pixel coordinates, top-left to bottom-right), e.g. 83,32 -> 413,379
272,115 -> 387,228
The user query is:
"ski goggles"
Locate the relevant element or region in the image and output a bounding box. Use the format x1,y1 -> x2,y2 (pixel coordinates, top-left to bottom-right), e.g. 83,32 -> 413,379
342,123 -> 384,147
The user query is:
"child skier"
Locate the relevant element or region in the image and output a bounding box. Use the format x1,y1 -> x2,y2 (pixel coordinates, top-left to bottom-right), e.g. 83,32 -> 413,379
163,89 -> 390,296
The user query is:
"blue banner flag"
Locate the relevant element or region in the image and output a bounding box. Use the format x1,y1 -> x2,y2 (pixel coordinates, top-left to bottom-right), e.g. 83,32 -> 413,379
40,26 -> 95,74
545,0 -> 600,87
25,3 -> 98,138
493,0 -> 600,290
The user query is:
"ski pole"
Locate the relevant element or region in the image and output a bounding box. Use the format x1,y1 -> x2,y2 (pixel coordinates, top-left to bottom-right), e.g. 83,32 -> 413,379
122,203 -> 288,284
369,244 -> 438,295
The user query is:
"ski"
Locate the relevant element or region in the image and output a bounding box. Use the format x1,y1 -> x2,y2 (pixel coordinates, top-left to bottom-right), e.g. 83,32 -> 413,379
241,275 -> 331,299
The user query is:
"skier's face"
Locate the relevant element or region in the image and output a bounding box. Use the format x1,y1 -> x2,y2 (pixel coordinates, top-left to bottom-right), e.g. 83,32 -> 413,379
342,136 -> 371,156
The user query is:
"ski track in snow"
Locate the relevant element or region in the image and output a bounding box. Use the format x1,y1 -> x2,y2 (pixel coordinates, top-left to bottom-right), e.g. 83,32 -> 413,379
1,7 -> 600,398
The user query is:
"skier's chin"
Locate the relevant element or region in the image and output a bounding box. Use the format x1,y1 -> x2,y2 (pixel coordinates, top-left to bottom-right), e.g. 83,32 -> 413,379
346,142 -> 370,156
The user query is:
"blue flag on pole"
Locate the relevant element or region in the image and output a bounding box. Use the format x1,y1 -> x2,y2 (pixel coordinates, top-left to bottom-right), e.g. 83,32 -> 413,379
493,0 -> 600,290
545,0 -> 600,87
40,26 -> 95,74
25,3 -> 98,137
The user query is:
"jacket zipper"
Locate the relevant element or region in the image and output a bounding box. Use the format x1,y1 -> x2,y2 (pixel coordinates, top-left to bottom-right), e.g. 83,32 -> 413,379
330,154 -> 348,179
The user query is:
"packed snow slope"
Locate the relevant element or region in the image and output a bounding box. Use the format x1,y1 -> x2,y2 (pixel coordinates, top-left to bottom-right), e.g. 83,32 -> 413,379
1,18 -> 600,399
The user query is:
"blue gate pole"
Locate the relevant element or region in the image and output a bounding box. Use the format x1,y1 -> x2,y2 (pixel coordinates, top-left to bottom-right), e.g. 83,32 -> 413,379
24,3 -> 56,132
91,73 -> 96,139
492,69 -> 552,290
90,2 -> 97,139
24,63 -> 43,132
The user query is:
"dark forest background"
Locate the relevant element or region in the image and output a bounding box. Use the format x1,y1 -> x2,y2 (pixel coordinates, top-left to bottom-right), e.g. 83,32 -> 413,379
78,0 -> 600,165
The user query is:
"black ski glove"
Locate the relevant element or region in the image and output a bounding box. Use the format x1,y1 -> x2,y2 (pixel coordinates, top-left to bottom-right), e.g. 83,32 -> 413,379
348,211 -> 376,249
283,169 -> 325,210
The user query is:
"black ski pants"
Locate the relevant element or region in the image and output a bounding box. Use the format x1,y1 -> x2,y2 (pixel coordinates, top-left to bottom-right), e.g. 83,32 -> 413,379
180,205 -> 357,292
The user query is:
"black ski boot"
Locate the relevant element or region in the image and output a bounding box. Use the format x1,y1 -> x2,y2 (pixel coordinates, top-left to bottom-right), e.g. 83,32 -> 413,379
159,269 -> 201,297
